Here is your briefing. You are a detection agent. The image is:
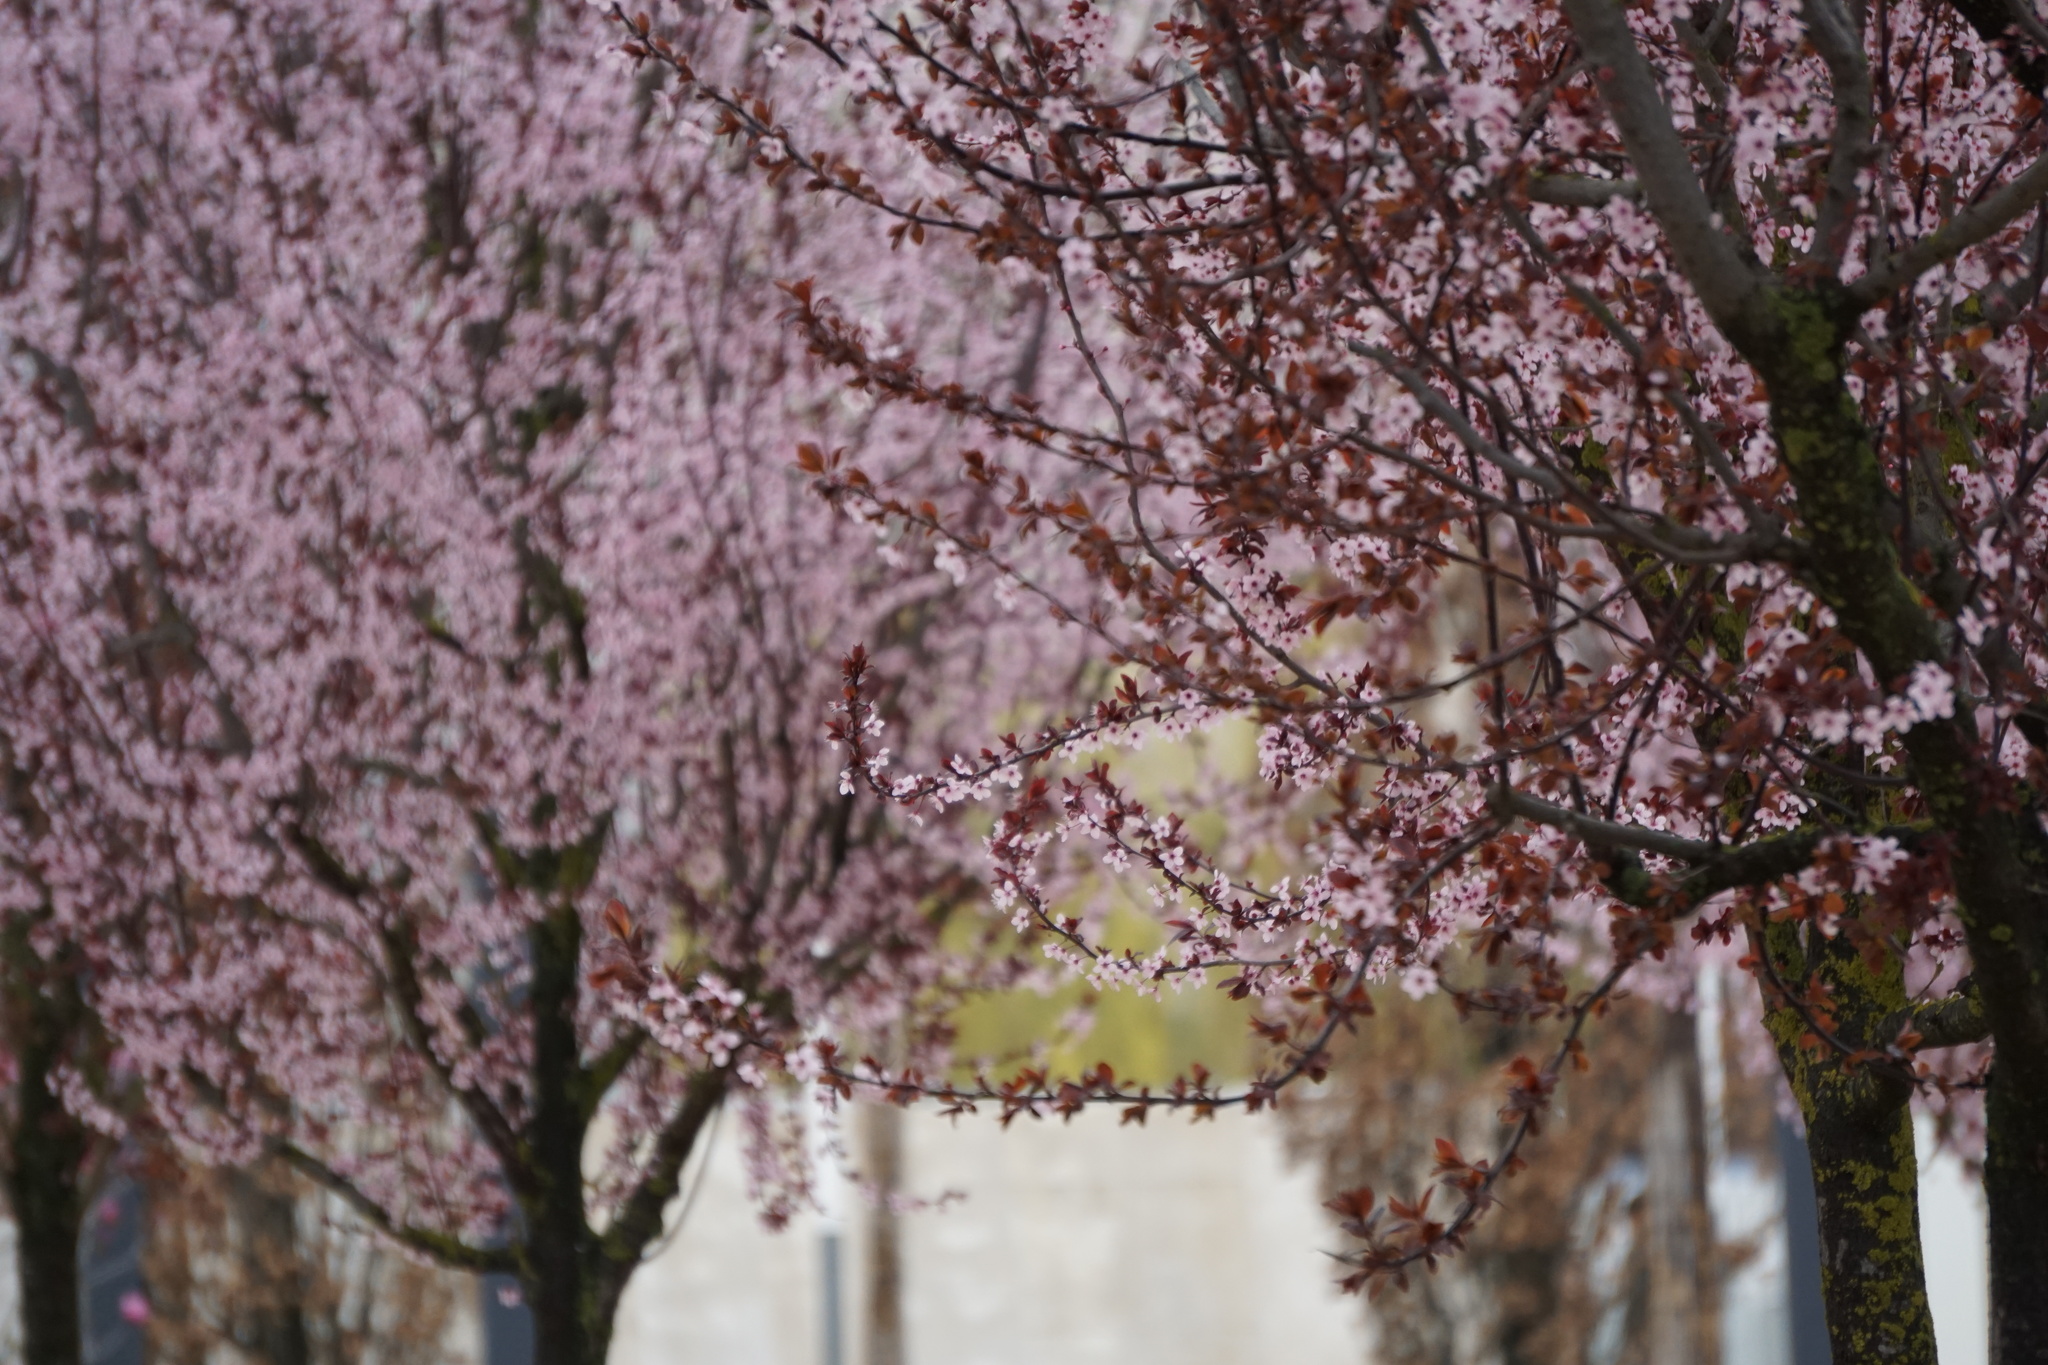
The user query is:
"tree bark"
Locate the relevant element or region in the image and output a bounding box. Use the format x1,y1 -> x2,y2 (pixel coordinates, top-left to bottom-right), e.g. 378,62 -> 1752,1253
400,812 -> 717,1365
1759,921 -> 1936,1365
523,904 -> 608,1365
860,1101 -> 905,1365
1557,11 -> 2048,1349
1983,1047 -> 2048,1365
1644,1011 -> 1717,1365
1748,292 -> 2048,1365
5,918 -> 88,1365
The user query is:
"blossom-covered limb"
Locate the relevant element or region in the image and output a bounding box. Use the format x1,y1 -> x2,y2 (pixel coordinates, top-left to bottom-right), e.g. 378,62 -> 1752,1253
1849,147 -> 2048,306
1558,0 -> 1770,331
608,0 -> 2048,1346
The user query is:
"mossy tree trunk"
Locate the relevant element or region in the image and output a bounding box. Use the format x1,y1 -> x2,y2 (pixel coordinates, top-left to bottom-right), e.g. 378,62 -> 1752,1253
1557,9 -> 2048,1351
1747,291 -> 2048,1365
1759,920 -> 1936,1365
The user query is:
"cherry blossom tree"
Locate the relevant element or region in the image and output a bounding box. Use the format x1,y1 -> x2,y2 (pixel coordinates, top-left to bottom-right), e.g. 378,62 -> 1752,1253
607,0 -> 2048,1360
0,2 -> 1057,1362
0,94 -> 163,1365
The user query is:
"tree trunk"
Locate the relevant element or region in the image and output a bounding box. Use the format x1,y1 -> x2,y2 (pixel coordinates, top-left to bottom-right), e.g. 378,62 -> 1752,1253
1984,1054 -> 2048,1365
1720,288 -> 2048,1362
1643,1011 -> 1717,1365
1941,826 -> 2048,1365
524,904 -> 607,1365
6,921 -> 88,1365
525,1276 -> 609,1365
224,1168 -> 312,1365
1759,921 -> 1936,1365
860,1101 -> 905,1365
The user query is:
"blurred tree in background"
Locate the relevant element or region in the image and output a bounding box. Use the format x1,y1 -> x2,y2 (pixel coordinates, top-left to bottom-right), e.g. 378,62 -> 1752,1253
141,1159 -> 464,1365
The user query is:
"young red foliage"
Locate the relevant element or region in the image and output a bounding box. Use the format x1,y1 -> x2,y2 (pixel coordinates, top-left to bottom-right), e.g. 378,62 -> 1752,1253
607,0 -> 2048,1358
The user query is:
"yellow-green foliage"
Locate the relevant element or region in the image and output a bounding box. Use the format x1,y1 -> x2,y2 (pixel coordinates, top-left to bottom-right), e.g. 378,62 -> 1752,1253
944,716 -> 1271,1086
948,918 -> 1261,1087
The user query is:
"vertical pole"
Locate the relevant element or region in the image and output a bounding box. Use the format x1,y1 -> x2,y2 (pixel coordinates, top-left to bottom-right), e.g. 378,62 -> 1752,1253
821,1230 -> 845,1365
79,1177 -> 147,1365
811,1083 -> 848,1365
1776,1119 -> 1834,1365
480,1273 -> 535,1365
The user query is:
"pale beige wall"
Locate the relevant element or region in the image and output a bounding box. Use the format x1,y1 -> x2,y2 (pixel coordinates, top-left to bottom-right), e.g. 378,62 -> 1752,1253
609,1106 -> 1371,1365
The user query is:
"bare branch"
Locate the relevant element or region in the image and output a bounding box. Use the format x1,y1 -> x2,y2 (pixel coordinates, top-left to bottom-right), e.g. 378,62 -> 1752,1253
1526,174 -> 1641,207
1493,787 -> 1719,861
1496,789 -> 1931,909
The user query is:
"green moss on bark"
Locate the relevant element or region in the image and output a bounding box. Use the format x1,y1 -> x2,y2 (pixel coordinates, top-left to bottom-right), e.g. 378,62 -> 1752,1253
1760,920 -> 1935,1365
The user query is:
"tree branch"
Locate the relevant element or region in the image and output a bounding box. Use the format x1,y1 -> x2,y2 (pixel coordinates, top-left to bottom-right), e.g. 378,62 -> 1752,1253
1901,985 -> 1991,1049
1849,145 -> 2048,307
1496,789 -> 1929,909
1559,0 -> 1771,336
269,1140 -> 517,1274
1360,347 -> 1786,565
580,1027 -> 648,1126
1937,0 -> 2048,96
376,919 -> 529,1186
1493,787 -> 1717,861
278,818 -> 528,1181
1803,0 -> 1879,271
594,1069 -> 726,1313
1526,173 -> 1641,207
